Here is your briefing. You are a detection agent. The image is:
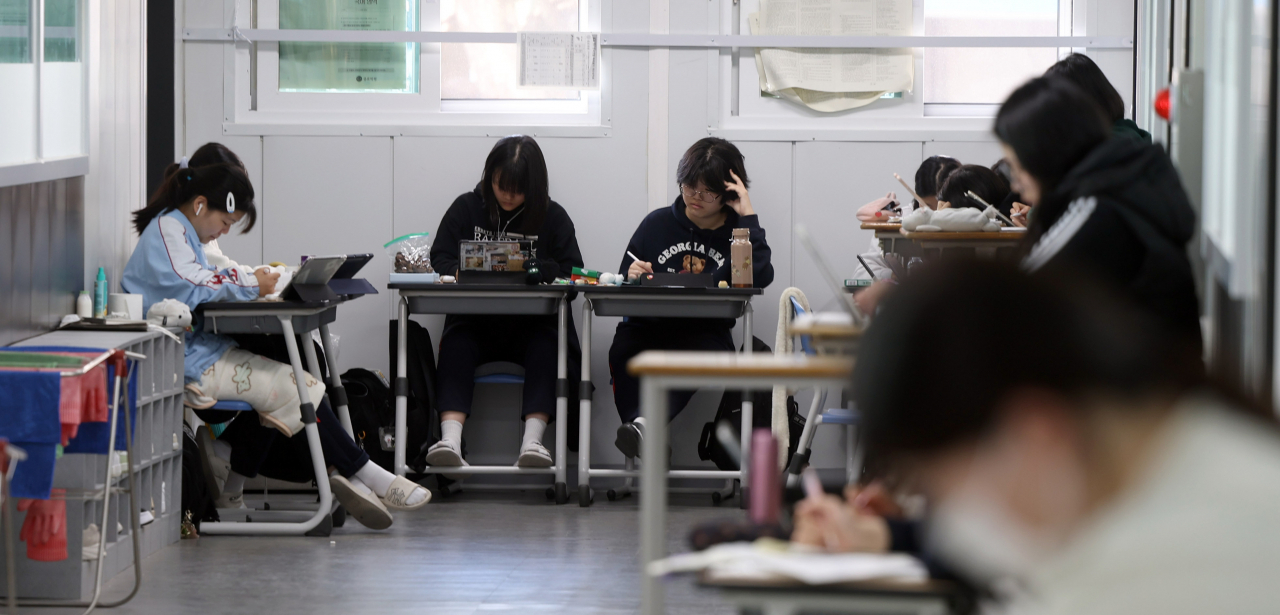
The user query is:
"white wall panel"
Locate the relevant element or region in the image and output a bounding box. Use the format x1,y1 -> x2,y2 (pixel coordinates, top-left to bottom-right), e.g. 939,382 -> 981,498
263,136 -> 393,374
924,140 -> 1005,169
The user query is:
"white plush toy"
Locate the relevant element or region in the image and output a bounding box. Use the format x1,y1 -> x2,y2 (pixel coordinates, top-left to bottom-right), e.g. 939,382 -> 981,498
146,298 -> 193,328
901,205 -> 1002,233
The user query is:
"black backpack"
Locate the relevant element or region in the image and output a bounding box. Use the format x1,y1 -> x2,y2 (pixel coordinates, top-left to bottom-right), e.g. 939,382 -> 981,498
180,423 -> 218,531
697,337 -> 806,471
386,319 -> 444,473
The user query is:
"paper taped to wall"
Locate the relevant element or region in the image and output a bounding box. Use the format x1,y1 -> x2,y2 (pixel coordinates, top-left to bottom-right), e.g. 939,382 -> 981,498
517,32 -> 601,90
751,0 -> 914,112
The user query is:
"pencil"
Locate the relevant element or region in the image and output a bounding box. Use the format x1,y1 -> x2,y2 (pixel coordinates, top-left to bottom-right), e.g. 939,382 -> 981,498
965,190 -> 1016,227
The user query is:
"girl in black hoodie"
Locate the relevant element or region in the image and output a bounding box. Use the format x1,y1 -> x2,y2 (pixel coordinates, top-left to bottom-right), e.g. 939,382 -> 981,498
997,77 -> 1202,372
426,136 -> 584,470
609,137 -> 774,459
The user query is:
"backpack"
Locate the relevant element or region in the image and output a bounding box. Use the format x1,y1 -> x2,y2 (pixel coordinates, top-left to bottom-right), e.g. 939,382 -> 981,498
697,337 -> 806,471
180,423 -> 218,531
340,368 -> 402,473
386,319 -> 443,473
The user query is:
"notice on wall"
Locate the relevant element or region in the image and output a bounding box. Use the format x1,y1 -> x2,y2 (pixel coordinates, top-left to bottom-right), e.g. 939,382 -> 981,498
278,0 -> 417,93
517,32 -> 600,90
751,0 -> 914,112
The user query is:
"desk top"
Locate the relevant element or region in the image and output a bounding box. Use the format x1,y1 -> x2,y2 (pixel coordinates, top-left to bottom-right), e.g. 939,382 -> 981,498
199,299 -> 340,312
860,222 -> 903,232
701,573 -> 955,597
389,283 -> 573,293
898,229 -> 1026,241
628,351 -> 852,378
789,322 -> 862,339
583,286 -> 761,298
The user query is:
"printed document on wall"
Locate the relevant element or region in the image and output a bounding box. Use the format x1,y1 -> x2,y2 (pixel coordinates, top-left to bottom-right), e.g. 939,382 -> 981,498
517,32 -> 600,90
751,0 -> 914,112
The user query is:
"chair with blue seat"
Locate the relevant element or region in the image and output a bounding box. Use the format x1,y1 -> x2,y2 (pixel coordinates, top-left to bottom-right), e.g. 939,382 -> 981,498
784,296 -> 862,487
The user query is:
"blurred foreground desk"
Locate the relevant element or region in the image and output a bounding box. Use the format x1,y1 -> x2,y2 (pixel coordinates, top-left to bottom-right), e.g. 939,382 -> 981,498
629,351 -> 853,615
705,575 -> 956,615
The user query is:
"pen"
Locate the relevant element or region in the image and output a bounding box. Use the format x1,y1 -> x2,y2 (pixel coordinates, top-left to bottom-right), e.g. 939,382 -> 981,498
965,190 -> 1017,227
626,250 -> 642,263
856,255 -> 880,281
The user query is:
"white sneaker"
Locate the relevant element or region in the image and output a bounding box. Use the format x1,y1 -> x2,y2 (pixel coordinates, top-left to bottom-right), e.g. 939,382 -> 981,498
516,441 -> 553,468
425,439 -> 469,479
82,524 -> 101,561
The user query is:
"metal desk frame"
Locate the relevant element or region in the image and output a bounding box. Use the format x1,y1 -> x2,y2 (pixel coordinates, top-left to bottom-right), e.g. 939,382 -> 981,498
198,302 -> 355,536
576,288 -> 759,507
636,365 -> 849,615
391,285 -> 573,504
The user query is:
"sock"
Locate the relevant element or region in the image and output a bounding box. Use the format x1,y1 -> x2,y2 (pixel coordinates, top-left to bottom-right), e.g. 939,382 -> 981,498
333,471 -> 375,497
521,417 -> 547,450
354,462 -> 428,506
441,419 -> 463,446
222,471 -> 246,495
212,439 -> 232,462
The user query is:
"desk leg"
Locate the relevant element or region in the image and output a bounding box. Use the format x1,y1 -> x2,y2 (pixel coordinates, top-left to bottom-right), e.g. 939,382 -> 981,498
639,376 -> 668,615
319,323 -> 354,438
280,317 -> 334,534
577,298 -> 593,507
552,297 -> 569,504
740,300 -> 754,509
394,297 -> 409,477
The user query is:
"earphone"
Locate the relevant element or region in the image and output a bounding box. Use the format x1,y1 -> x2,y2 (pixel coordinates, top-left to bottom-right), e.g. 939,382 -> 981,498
195,202 -> 203,216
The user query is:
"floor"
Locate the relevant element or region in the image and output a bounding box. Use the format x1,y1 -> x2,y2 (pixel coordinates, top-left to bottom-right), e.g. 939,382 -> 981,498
27,487 -> 744,615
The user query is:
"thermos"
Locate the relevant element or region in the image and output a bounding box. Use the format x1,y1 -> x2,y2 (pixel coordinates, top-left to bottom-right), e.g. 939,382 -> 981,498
749,428 -> 781,525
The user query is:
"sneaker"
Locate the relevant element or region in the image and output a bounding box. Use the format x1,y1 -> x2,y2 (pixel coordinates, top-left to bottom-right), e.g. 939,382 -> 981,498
615,422 -> 644,459
82,524 -> 101,561
516,441 -> 553,468
214,492 -> 246,510
195,425 -> 228,500
425,439 -> 469,479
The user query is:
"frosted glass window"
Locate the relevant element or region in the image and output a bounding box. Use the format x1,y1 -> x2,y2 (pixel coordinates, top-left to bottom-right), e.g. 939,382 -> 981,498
278,0 -> 418,93
440,0 -> 578,100
43,0 -> 76,61
924,0 -> 1059,104
0,0 -> 30,63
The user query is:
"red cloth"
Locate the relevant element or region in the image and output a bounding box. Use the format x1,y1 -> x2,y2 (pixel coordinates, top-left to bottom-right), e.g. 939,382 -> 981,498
8,351 -> 110,445
18,489 -> 67,561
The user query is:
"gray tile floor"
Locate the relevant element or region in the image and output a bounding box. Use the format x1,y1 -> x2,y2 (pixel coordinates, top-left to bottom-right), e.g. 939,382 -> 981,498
26,488 -> 744,615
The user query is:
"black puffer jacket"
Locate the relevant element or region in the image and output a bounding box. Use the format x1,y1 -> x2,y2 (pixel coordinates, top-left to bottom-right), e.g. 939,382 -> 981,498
1021,136 -> 1202,359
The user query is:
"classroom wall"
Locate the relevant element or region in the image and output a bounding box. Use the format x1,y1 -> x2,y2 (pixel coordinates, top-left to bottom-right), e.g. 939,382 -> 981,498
178,0 -> 1130,471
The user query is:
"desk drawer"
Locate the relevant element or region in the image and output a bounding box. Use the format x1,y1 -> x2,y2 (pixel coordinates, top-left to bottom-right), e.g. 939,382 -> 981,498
206,310 -> 336,335
406,295 -> 560,316
590,297 -> 746,319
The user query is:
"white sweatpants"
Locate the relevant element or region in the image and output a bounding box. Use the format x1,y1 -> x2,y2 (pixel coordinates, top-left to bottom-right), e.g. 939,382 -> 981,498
185,348 -> 325,436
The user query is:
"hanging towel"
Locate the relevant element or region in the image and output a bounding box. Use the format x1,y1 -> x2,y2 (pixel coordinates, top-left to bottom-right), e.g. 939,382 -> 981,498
5,347 -> 112,444
773,288 -> 810,470
0,371 -> 62,499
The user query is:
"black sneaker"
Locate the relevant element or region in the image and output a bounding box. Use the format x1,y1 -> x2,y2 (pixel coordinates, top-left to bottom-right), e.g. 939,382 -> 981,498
614,421 -> 644,459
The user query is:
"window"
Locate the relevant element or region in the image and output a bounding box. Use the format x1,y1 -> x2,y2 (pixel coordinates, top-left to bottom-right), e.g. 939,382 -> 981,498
440,0 -> 579,101
0,0 -> 84,167
924,0 -> 1061,104
278,0 -> 419,93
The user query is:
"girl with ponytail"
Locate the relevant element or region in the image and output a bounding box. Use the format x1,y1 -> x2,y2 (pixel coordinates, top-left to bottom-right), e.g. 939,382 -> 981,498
122,146 -> 431,528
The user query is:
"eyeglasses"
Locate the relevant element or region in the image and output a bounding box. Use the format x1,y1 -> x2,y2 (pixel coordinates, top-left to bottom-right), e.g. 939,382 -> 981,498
680,185 -> 721,204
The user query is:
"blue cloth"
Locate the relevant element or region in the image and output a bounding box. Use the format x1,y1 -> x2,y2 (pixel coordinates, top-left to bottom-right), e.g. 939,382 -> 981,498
0,371 -> 61,499
122,210 -> 259,382
3,347 -> 140,454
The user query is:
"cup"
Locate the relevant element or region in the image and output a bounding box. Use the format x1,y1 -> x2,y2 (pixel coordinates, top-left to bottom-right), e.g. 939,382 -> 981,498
107,293 -> 144,320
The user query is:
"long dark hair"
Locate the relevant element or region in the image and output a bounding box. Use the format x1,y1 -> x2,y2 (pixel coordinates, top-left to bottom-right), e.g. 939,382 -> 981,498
1044,53 -> 1126,123
995,77 -> 1109,238
132,163 -> 256,235
915,155 -> 960,199
676,137 -> 750,204
481,135 -> 549,235
937,165 -> 1011,210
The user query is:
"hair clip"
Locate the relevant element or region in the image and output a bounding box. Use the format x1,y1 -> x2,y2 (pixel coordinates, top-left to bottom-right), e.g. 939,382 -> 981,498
178,156 -> 189,170
226,192 -> 236,214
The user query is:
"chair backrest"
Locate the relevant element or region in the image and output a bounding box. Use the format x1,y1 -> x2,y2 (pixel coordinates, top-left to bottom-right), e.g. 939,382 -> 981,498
473,361 -> 525,385
789,297 -> 815,355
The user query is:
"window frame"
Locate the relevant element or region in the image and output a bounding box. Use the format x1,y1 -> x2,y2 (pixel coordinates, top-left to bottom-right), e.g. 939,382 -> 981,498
710,0 -> 1131,142
220,0 -> 610,137
0,0 -> 88,187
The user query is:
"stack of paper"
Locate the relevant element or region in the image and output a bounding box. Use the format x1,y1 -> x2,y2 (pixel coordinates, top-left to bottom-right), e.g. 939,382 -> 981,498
649,541 -> 929,585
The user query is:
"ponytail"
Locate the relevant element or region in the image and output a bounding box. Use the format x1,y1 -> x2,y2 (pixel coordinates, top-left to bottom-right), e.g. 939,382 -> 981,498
133,163 -> 257,235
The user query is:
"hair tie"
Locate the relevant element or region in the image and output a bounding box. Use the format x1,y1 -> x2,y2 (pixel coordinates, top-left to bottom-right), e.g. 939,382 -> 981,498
178,156 -> 189,170
226,192 -> 236,214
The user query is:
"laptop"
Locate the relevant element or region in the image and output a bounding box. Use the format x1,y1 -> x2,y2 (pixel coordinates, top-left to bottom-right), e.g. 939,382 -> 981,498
328,253 -> 378,297
279,255 -> 345,302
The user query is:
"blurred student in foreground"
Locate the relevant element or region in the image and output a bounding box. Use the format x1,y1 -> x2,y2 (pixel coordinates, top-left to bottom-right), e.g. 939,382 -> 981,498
799,262 -> 1280,614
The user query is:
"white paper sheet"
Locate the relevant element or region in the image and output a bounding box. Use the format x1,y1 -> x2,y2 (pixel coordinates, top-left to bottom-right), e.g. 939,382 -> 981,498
751,0 -> 914,112
517,32 -> 600,90
648,541 -> 930,586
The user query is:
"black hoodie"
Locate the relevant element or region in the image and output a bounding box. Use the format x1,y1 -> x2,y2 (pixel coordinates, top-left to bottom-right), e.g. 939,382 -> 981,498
431,184 -> 584,282
1021,136 -> 1202,358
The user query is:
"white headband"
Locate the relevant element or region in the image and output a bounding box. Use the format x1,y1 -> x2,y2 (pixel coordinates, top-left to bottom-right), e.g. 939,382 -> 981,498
226,192 -> 236,214
178,156 -> 189,170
